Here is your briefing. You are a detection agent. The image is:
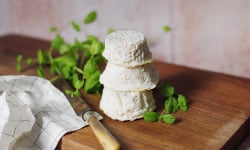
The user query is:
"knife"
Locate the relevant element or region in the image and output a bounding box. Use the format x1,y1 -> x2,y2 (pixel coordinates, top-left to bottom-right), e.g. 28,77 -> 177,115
54,79 -> 120,150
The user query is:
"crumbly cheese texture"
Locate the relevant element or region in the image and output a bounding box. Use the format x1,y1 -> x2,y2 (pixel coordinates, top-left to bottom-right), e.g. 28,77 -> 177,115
100,62 -> 159,91
100,88 -> 156,121
103,30 -> 153,67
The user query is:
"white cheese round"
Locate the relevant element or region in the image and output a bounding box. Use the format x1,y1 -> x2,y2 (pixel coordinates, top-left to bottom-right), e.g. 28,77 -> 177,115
103,30 -> 152,67
100,88 -> 156,121
100,62 -> 159,91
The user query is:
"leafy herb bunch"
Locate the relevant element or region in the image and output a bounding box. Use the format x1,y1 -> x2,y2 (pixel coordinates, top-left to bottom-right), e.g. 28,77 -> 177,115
143,82 -> 188,124
17,11 -> 105,96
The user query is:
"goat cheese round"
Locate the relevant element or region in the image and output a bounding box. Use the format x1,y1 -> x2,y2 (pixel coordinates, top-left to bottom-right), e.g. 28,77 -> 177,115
103,30 -> 152,67
100,62 -> 159,91
100,88 -> 156,121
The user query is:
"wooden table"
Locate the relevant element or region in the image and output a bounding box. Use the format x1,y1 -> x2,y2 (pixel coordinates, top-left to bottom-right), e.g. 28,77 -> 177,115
0,35 -> 249,150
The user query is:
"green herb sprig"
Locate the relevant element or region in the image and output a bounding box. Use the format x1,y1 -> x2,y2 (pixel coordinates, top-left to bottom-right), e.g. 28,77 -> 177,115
16,11 -> 105,96
143,82 -> 188,124
162,25 -> 171,32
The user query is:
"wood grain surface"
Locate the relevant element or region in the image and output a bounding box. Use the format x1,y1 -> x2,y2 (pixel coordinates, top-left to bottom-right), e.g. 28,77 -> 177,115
0,35 -> 249,150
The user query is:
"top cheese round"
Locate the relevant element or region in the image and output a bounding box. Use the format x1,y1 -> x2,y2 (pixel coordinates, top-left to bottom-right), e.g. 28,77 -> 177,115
103,30 -> 153,67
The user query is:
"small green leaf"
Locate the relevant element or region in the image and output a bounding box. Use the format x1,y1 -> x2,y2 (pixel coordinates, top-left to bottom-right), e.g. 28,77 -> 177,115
71,21 -> 81,32
80,41 -> 92,54
59,44 -> 71,54
160,82 -> 175,97
26,58 -> 33,65
163,25 -> 171,32
83,57 -> 98,78
68,47 -> 79,60
16,54 -> 23,72
50,63 -> 59,74
180,105 -> 188,112
16,64 -> 22,72
172,97 -> 179,113
177,94 -> 187,105
161,114 -> 176,124
90,41 -> 104,56
143,111 -> 160,122
87,35 -> 98,41
53,56 -> 77,67
65,90 -> 74,97
73,90 -> 81,97
17,54 -> 23,62
37,49 -> 51,65
73,80 -> 84,90
84,71 -> 101,93
51,35 -> 64,50
178,94 -> 188,111
37,66 -> 45,78
50,26 -> 57,33
65,89 -> 73,94
37,50 -> 44,65
84,11 -> 97,24
72,73 -> 79,83
107,28 -> 115,34
73,39 -> 85,50
61,66 -> 71,79
94,55 -> 105,63
164,97 -> 174,113
83,50 -> 91,58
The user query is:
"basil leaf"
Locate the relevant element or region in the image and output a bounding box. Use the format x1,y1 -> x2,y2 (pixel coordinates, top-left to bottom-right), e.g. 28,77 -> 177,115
73,80 -> 84,90
90,41 -> 104,56
74,39 -> 85,50
172,97 -> 179,113
164,97 -> 174,113
178,94 -> 188,111
87,35 -> 98,42
53,56 -> 77,67
65,90 -> 74,97
59,44 -> 71,54
73,89 -> 81,97
84,11 -> 97,24
163,25 -> 171,32
161,114 -> 175,124
37,49 -> 51,65
83,57 -> 98,78
17,54 -> 23,62
37,50 -> 44,65
72,73 -> 79,86
37,66 -> 45,78
107,28 -> 115,34
16,54 -> 23,72
50,26 -> 57,33
143,112 -> 160,122
26,58 -> 33,65
61,66 -> 71,79
160,82 -> 175,97
84,71 -> 101,93
51,35 -> 64,50
71,21 -> 81,32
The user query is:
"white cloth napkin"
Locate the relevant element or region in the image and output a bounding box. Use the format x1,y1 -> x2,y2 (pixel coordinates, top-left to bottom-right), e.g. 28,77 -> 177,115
0,75 -> 87,150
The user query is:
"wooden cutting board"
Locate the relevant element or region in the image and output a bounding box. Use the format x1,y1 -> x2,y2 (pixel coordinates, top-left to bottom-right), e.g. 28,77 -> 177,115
0,35 -> 249,150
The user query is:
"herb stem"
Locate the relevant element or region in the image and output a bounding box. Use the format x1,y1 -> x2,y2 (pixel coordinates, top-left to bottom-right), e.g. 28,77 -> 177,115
49,75 -> 62,83
79,53 -> 85,69
48,47 -> 54,63
74,66 -> 84,74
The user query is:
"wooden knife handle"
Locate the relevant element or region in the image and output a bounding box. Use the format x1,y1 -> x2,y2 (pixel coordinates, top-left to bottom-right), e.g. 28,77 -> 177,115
88,116 -> 121,150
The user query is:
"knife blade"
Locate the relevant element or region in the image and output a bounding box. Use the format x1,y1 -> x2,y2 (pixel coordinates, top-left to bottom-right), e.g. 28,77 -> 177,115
54,79 -> 120,150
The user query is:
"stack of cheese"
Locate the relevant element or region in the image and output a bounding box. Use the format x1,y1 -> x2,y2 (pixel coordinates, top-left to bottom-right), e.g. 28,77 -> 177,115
100,30 -> 159,121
